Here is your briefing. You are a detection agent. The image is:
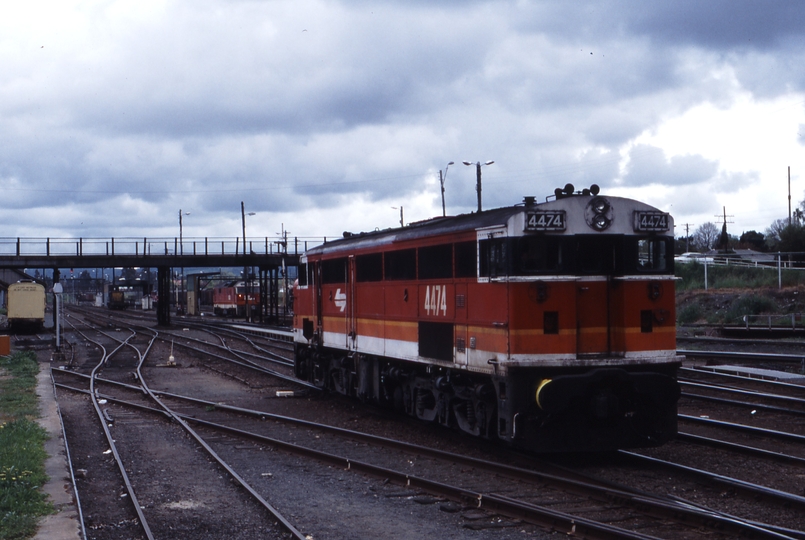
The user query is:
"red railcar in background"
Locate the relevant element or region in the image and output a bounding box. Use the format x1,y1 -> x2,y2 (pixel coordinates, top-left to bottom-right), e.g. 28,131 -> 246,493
213,281 -> 260,317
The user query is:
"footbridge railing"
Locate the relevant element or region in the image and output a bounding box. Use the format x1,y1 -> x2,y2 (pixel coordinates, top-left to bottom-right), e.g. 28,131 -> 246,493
0,236 -> 327,258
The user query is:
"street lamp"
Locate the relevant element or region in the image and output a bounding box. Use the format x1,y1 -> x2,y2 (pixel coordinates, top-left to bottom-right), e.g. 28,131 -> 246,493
241,202 -> 256,322
391,206 -> 404,227
462,160 -> 494,212
178,209 -> 190,314
439,161 -> 454,217
241,202 -> 256,256
178,209 -> 190,255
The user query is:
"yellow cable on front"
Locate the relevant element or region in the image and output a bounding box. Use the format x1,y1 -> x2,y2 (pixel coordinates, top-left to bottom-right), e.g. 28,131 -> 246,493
535,378 -> 552,410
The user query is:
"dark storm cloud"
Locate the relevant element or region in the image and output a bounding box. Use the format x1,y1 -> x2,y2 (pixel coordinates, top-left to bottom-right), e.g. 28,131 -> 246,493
621,144 -> 718,187
517,1 -> 805,49
58,3 -> 480,141
511,1 -> 805,100
619,1 -> 805,49
1,0 -> 803,237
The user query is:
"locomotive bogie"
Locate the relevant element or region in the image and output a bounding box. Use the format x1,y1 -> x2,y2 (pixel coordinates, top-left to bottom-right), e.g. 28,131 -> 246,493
293,191 -> 681,452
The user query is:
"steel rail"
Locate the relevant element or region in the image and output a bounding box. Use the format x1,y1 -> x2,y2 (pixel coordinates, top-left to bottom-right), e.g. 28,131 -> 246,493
680,414 -> 805,444
652,495 -> 805,540
620,450 -> 805,512
71,305 -> 297,377
70,304 -> 296,358
52,369 -> 143,393
52,378 -> 797,539
678,348 -> 805,364
225,322 -> 295,343
157,327 -> 294,367
124,326 -> 307,540
62,318 -> 155,540
681,380 -> 805,408
151,331 -> 308,387
680,366 -> 805,394
185,324 -> 295,367
70,316 -> 307,539
50,384 -> 659,540
179,416 -> 797,540
682,390 -> 805,417
61,308 -> 796,536
48,372 -> 88,540
677,431 -> 805,466
192,321 -> 294,356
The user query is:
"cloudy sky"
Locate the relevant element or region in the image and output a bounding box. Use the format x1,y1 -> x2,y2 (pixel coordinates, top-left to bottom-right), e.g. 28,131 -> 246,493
2,1 -> 805,247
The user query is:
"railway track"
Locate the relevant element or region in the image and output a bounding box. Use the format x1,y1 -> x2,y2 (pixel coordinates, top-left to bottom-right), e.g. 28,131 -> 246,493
55,366 -> 793,539
45,306 -> 805,538
54,311 -> 305,539
667,364 -> 805,466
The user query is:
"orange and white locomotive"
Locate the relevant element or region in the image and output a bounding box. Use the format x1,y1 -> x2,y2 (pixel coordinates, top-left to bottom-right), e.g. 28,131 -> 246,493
293,185 -> 680,452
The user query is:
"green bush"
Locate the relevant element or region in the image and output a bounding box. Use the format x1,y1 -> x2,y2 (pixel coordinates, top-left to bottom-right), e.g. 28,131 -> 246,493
723,294 -> 778,323
677,303 -> 702,324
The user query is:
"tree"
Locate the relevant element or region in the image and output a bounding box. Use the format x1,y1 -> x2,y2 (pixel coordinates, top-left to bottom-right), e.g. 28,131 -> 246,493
765,218 -> 789,250
777,223 -> 805,254
692,222 -> 719,252
674,237 -> 691,254
738,230 -> 766,251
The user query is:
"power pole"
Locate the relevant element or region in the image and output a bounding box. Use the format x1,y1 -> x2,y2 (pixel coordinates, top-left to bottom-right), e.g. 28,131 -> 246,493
715,207 -> 734,252
680,223 -> 695,252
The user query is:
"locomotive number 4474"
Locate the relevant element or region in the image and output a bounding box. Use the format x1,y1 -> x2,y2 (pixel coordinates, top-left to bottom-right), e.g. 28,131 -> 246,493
424,285 -> 447,316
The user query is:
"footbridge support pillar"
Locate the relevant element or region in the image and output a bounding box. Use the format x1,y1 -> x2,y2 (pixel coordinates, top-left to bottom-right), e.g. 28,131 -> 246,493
157,266 -> 171,326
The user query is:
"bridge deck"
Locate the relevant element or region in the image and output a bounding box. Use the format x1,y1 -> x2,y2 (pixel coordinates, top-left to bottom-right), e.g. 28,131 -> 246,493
0,236 -> 321,268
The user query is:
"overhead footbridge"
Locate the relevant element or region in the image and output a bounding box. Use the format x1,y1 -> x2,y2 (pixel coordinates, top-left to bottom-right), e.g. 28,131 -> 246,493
0,236 -> 322,326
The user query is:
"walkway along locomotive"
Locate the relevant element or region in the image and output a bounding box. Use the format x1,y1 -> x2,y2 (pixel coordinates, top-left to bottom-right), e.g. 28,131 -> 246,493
293,186 -> 681,452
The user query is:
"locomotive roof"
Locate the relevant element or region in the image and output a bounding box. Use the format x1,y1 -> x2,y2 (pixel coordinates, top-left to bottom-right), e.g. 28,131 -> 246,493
307,205 -> 519,255
307,194 -> 670,256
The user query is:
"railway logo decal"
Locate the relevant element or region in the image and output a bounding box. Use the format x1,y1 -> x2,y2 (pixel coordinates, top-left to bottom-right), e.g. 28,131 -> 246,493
424,285 -> 447,316
334,289 -> 347,312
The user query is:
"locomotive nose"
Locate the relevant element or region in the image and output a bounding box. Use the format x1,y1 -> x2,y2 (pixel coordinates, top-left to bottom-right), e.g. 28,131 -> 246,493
534,367 -> 678,416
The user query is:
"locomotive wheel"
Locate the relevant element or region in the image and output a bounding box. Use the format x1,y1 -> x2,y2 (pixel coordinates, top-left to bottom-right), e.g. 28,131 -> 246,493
392,386 -> 405,413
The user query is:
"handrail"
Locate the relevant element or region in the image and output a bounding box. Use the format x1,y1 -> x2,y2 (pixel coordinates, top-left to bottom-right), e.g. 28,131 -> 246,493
742,313 -> 803,330
0,236 -> 327,257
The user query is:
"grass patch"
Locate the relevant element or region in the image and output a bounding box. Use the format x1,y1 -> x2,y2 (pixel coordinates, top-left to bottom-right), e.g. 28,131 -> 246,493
0,353 -> 40,421
676,303 -> 702,325
0,352 -> 53,539
722,294 -> 778,323
676,262 -> 805,291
